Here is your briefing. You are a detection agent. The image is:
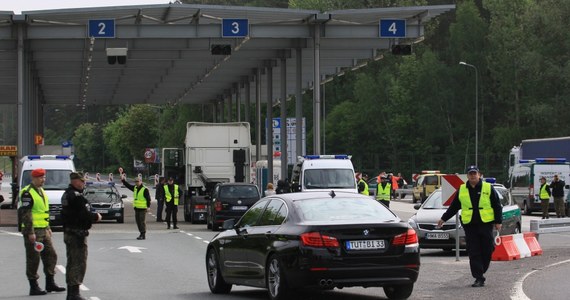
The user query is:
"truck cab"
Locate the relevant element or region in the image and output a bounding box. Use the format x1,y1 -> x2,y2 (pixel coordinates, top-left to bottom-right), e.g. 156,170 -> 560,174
290,155 -> 357,193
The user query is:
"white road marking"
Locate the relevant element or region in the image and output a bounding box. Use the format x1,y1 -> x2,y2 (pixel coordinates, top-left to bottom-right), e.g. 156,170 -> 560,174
90,297 -> 101,300
56,265 -> 66,274
194,236 -> 203,240
118,246 -> 146,253
203,240 -> 209,244
0,230 -> 23,237
186,233 -> 193,236
80,284 -> 89,291
510,258 -> 570,300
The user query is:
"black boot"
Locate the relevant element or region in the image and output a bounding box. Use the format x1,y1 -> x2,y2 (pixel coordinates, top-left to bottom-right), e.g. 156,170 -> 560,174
29,279 -> 47,296
137,232 -> 145,240
66,285 -> 87,300
46,275 -> 66,292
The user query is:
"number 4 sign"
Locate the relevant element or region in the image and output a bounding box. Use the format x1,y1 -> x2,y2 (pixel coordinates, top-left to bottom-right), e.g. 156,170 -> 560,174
222,19 -> 249,38
379,19 -> 406,38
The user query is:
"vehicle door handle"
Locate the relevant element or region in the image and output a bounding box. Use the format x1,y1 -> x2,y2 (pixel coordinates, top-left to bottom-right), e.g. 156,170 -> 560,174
265,231 -> 272,238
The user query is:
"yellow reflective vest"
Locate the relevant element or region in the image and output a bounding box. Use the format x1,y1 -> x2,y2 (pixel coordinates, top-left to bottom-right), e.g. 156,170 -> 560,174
376,183 -> 391,201
539,183 -> 550,200
358,179 -> 369,196
458,182 -> 494,224
133,186 -> 148,209
19,185 -> 50,228
164,184 -> 180,205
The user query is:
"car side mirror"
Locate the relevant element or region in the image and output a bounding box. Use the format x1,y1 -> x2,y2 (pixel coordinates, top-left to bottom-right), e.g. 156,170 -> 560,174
121,194 -> 127,199
222,218 -> 236,230
414,204 -> 421,210
565,185 -> 569,189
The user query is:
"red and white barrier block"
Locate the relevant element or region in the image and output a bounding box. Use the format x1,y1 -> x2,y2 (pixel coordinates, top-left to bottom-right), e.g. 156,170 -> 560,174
491,232 -> 543,261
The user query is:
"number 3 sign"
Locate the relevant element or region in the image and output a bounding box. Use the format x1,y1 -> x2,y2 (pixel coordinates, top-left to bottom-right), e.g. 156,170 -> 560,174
222,19 -> 249,38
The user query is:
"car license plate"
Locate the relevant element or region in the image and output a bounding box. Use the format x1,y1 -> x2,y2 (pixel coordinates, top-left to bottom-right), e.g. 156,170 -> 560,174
95,210 -> 108,214
346,240 -> 385,250
49,216 -> 55,220
231,206 -> 248,211
426,232 -> 449,240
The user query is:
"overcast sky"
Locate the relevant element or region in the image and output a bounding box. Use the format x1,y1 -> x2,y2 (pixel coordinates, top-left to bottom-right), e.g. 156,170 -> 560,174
3,1 -> 170,14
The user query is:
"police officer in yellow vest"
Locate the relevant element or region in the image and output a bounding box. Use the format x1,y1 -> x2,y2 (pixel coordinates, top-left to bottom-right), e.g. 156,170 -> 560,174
376,175 -> 392,207
357,173 -> 369,196
120,168 -> 151,240
18,168 -> 66,295
437,165 -> 502,288
539,177 -> 551,219
164,177 -> 183,229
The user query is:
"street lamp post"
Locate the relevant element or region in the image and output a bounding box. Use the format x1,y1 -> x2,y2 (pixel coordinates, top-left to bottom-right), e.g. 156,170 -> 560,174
459,61 -> 479,166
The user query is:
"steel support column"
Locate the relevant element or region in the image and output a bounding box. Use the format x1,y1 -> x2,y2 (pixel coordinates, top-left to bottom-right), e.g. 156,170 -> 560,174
245,79 -> 251,124
313,24 -> 321,155
266,63 -> 274,186
280,58 -> 288,180
255,68 -> 262,162
295,48 -> 303,161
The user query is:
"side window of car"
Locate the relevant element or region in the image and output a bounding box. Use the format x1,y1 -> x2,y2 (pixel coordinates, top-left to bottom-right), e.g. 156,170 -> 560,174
239,199 -> 269,228
258,199 -> 288,226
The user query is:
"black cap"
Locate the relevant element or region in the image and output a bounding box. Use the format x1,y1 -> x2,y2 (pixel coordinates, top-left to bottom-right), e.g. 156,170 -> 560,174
466,165 -> 479,173
70,172 -> 85,181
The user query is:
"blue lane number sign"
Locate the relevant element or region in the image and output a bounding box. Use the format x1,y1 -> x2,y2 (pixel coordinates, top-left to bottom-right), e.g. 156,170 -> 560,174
379,19 -> 406,38
222,19 -> 249,38
88,19 -> 115,38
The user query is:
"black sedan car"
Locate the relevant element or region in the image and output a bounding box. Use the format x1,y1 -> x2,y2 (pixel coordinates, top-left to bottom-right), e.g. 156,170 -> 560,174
206,191 -> 420,300
84,181 -> 126,223
207,183 -> 261,231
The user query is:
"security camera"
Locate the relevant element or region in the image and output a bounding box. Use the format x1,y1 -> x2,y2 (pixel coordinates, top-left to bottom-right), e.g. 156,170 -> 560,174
106,48 -> 128,64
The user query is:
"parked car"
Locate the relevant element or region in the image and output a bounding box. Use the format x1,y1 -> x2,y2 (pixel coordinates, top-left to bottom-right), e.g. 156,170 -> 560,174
207,183 -> 260,231
84,181 -> 125,223
408,181 -> 522,251
412,171 -> 447,203
205,191 -> 420,300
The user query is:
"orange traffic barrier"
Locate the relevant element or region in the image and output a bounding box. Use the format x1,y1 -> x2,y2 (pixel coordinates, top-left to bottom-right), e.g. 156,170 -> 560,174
523,232 -> 543,256
492,235 -> 521,261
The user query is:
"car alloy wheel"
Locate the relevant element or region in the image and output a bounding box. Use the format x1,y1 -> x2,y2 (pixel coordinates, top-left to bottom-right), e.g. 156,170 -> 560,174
206,248 -> 231,294
267,255 -> 289,300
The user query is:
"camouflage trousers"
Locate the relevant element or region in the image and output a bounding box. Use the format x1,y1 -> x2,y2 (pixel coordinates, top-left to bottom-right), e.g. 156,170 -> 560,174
64,232 -> 88,286
23,228 -> 58,281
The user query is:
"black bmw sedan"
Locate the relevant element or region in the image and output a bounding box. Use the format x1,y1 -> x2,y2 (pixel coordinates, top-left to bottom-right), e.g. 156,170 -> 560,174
206,191 -> 420,300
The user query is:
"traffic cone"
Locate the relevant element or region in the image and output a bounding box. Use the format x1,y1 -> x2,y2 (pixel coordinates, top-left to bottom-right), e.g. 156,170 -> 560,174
523,232 -> 543,256
492,235 -> 520,261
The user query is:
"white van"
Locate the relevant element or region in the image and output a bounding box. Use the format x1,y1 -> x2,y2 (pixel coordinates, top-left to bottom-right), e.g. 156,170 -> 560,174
509,158 -> 570,215
290,155 -> 357,193
18,155 -> 76,226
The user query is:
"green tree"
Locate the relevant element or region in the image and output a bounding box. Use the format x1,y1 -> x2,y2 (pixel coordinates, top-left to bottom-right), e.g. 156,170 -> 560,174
72,123 -> 104,171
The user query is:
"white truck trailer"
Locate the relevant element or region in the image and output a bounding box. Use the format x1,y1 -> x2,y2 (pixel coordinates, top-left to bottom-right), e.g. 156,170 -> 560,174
182,122 -> 252,223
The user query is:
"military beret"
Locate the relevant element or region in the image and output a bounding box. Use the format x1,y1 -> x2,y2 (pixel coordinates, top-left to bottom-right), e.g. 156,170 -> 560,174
31,168 -> 46,177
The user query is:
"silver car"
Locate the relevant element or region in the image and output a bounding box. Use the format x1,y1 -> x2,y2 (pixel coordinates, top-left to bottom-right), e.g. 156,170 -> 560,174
408,182 -> 522,251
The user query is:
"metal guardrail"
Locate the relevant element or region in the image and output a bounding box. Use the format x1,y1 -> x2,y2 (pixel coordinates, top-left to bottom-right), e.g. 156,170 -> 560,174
530,218 -> 570,235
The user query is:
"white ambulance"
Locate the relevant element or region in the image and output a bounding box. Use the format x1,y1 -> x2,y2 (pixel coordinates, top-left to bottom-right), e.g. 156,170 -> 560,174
18,155 -> 76,226
290,155 -> 357,193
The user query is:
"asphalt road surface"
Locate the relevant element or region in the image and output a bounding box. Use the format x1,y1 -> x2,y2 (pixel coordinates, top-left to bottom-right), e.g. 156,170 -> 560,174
1,188 -> 569,300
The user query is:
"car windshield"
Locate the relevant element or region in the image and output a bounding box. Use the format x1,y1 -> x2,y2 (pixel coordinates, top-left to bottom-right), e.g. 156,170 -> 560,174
421,190 -> 447,209
219,185 -> 259,199
303,169 -> 356,189
22,169 -> 71,190
295,197 -> 396,222
84,187 -> 119,203
424,176 -> 438,185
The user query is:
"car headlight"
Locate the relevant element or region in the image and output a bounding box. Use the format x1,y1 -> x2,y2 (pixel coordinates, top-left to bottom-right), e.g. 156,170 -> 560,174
408,217 -> 418,229
112,203 -> 123,209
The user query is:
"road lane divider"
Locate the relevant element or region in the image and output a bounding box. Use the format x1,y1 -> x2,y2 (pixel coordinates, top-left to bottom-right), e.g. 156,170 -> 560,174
492,232 -> 542,261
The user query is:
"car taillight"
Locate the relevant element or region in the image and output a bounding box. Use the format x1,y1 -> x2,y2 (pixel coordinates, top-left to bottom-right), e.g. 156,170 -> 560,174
194,204 -> 206,210
392,229 -> 418,246
214,202 -> 222,212
300,232 -> 340,248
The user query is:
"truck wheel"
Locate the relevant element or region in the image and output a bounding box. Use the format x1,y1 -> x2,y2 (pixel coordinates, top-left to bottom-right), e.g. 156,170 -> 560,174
184,205 -> 191,222
523,202 -> 532,215
207,214 -> 212,229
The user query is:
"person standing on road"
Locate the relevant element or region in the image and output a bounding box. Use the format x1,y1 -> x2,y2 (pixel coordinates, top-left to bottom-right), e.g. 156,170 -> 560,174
164,177 -> 183,230
550,174 -> 566,218
437,165 -> 502,288
539,177 -> 551,219
119,168 -> 151,239
155,176 -> 166,222
376,175 -> 392,207
18,168 -> 66,296
357,173 -> 369,196
61,172 -> 101,300
264,182 -> 276,196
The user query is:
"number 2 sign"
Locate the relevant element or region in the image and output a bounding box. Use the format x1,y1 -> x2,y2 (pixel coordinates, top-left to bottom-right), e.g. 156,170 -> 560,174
379,19 -> 406,38
222,19 -> 249,38
88,19 -> 116,38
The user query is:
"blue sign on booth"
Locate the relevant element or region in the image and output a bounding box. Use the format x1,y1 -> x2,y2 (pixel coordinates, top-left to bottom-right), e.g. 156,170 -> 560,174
379,19 -> 406,38
222,19 -> 249,38
88,19 -> 115,38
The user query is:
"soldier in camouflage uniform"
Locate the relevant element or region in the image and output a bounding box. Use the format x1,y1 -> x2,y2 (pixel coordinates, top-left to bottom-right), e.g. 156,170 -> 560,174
18,168 -> 66,296
61,172 -> 101,300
